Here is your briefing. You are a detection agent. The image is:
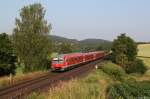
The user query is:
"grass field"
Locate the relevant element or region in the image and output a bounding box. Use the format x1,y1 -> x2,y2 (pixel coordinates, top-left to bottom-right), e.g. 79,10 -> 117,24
138,44 -> 150,67
138,44 -> 150,57
139,57 -> 150,68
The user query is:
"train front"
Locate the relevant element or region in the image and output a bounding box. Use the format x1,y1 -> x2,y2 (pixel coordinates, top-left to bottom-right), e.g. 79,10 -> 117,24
51,55 -> 66,71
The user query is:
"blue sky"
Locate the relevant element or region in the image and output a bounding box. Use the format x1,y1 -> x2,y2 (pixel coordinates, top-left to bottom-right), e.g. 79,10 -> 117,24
0,0 -> 150,41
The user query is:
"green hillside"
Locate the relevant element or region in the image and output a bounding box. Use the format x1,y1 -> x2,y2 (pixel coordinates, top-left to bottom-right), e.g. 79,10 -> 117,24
49,35 -> 112,52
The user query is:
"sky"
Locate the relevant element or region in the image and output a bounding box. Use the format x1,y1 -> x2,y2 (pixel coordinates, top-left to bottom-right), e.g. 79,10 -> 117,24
0,0 -> 150,42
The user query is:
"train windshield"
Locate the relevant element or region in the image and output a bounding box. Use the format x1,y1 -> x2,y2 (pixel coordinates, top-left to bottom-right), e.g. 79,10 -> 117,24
53,58 -> 63,63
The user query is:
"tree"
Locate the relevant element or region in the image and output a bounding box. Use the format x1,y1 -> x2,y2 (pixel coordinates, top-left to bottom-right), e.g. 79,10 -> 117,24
58,43 -> 74,54
112,33 -> 137,68
126,59 -> 147,74
96,45 -> 103,51
81,46 -> 96,52
115,53 -> 128,68
13,3 -> 51,72
0,33 -> 16,76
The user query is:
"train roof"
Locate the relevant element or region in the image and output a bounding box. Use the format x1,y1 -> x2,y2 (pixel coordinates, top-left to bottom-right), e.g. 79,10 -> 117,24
53,51 -> 104,60
55,53 -> 83,59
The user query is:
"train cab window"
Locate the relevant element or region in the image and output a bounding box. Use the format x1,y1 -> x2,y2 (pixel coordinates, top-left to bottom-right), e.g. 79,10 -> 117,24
53,58 -> 63,63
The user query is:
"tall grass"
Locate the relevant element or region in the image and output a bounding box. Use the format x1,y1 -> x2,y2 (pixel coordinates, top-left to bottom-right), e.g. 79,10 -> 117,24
47,61 -> 118,99
48,78 -> 101,99
0,71 -> 47,88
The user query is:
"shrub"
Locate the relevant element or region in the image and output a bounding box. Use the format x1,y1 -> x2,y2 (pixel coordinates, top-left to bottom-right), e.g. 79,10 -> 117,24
0,33 -> 16,76
0,63 -> 16,76
99,61 -> 126,81
126,59 -> 147,74
106,81 -> 150,99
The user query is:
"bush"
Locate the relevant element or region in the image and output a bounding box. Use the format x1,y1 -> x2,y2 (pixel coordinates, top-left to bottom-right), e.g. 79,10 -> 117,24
0,64 -> 16,76
99,61 -> 126,81
0,33 -> 16,76
126,59 -> 147,74
106,81 -> 150,99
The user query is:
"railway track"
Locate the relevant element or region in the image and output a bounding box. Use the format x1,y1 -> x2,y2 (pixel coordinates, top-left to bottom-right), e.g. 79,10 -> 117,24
0,58 -> 104,99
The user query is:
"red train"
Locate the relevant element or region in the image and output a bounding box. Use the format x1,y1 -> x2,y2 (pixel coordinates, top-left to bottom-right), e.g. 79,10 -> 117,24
51,51 -> 105,71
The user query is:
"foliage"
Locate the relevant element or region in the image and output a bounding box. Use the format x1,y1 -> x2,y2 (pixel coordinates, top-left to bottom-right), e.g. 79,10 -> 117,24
115,53 -> 128,68
107,81 -> 150,99
112,33 -> 137,66
99,61 -> 126,81
81,44 -> 111,52
13,3 -> 51,72
96,45 -> 103,51
0,33 -> 16,76
81,45 -> 95,52
49,35 -> 112,52
111,33 -> 147,74
126,59 -> 147,74
58,43 -> 74,54
79,38 -> 112,52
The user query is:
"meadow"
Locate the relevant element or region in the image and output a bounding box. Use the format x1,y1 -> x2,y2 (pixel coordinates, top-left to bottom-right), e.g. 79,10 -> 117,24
138,44 -> 150,57
138,44 -> 150,68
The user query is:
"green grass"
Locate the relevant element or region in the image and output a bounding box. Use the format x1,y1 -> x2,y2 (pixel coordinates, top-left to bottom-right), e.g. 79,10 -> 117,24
138,44 -> 150,57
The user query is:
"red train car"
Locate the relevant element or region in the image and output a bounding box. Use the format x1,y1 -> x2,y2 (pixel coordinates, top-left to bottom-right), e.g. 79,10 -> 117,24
51,53 -> 84,71
94,51 -> 105,59
83,52 -> 94,62
51,51 -> 105,71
